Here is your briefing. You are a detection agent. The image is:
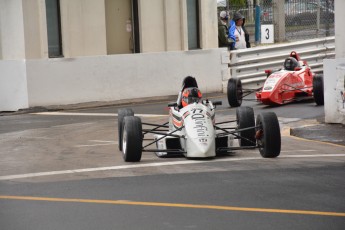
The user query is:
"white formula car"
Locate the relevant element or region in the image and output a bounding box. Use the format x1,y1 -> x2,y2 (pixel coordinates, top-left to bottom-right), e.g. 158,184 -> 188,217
118,76 -> 281,162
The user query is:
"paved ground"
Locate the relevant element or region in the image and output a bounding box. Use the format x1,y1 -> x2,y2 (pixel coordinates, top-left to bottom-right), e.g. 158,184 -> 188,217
1,95 -> 344,230
291,122 -> 345,146
2,93 -> 344,147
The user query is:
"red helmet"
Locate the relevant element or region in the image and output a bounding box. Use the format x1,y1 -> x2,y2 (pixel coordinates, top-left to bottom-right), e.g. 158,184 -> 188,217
181,87 -> 202,107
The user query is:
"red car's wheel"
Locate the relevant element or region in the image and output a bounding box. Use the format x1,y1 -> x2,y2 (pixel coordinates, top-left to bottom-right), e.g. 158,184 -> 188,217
313,74 -> 324,106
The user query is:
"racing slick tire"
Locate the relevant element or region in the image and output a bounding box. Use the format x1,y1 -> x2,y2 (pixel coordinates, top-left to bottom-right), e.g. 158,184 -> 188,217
122,116 -> 143,162
118,108 -> 134,151
236,106 -> 256,146
313,74 -> 324,106
227,78 -> 243,107
255,112 -> 281,158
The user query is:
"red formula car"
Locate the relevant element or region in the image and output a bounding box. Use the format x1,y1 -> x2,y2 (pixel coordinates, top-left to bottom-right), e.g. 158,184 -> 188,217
227,51 -> 324,107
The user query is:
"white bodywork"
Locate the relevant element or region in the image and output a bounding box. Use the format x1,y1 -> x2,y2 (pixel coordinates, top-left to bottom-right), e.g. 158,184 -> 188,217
155,101 -> 217,158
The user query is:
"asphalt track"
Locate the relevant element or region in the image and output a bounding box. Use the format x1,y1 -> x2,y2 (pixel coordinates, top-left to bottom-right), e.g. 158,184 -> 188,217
0,94 -> 344,230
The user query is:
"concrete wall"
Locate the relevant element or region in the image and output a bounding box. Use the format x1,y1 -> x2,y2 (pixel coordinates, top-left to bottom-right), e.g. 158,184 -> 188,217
22,49 -> 225,108
322,0 -> 345,124
0,60 -> 28,111
324,58 -> 345,125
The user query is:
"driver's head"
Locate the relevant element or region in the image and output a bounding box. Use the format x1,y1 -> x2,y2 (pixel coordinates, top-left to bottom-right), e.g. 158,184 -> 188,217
181,87 -> 202,107
284,57 -> 299,71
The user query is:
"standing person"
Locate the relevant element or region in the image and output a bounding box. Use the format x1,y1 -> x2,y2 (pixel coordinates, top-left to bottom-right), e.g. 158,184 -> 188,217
218,11 -> 235,49
228,12 -> 251,50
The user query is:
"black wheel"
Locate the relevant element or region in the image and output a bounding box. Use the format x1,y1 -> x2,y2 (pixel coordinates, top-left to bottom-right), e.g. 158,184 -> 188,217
255,112 -> 281,158
122,116 -> 142,162
236,106 -> 255,146
313,74 -> 324,106
118,108 -> 134,151
227,78 -> 243,107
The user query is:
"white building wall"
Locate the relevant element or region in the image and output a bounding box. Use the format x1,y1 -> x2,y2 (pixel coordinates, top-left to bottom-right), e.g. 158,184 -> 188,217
0,0 -> 222,111
22,0 -> 43,59
0,0 -> 26,60
0,60 -> 28,110
164,0 -> 183,51
25,49 -> 225,107
199,0 -> 218,49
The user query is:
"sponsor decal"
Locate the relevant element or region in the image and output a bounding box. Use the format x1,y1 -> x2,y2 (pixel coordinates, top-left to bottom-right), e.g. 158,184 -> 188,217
199,138 -> 208,143
263,76 -> 279,91
191,112 -> 209,137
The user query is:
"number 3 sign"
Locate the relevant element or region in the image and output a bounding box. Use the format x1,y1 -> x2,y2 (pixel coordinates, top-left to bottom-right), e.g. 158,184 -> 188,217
261,25 -> 274,44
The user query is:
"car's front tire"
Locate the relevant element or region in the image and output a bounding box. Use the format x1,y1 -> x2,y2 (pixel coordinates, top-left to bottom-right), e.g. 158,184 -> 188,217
118,108 -> 134,151
236,106 -> 256,146
122,116 -> 142,162
227,78 -> 243,107
256,112 -> 281,158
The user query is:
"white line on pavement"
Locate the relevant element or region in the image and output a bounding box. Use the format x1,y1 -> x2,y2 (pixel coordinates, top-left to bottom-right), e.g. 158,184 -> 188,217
90,140 -> 116,143
0,154 -> 344,181
32,112 -> 168,117
74,143 -> 117,147
280,150 -> 315,152
74,140 -> 118,147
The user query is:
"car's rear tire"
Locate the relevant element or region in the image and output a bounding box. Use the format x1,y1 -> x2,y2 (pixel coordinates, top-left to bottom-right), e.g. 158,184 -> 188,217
313,74 -> 324,106
236,106 -> 255,146
122,116 -> 142,162
118,108 -> 134,151
227,78 -> 243,107
256,112 -> 281,158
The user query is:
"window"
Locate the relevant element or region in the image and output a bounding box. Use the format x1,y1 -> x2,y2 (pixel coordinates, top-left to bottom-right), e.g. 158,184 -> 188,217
186,0 -> 200,50
45,0 -> 63,57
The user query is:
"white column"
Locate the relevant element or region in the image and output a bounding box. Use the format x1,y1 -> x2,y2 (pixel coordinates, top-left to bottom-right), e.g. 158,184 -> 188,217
323,0 -> 345,124
335,0 -> 345,58
0,0 -> 26,60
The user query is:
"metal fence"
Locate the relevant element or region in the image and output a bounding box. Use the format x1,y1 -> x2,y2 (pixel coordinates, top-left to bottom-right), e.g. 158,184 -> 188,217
227,36 -> 335,88
218,0 -> 334,42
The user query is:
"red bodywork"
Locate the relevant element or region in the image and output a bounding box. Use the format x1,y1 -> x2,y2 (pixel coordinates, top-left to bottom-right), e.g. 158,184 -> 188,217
255,51 -> 314,105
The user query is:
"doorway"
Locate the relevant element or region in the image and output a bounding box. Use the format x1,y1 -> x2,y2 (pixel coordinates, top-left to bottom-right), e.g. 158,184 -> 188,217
105,0 -> 140,54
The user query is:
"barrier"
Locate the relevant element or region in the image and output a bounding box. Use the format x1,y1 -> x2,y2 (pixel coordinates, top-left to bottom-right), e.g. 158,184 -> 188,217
0,49 -> 226,111
226,36 -> 335,89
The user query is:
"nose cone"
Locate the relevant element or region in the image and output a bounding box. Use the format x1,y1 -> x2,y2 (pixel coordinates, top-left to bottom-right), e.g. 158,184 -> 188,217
260,91 -> 279,105
185,137 -> 216,158
182,103 -> 216,158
